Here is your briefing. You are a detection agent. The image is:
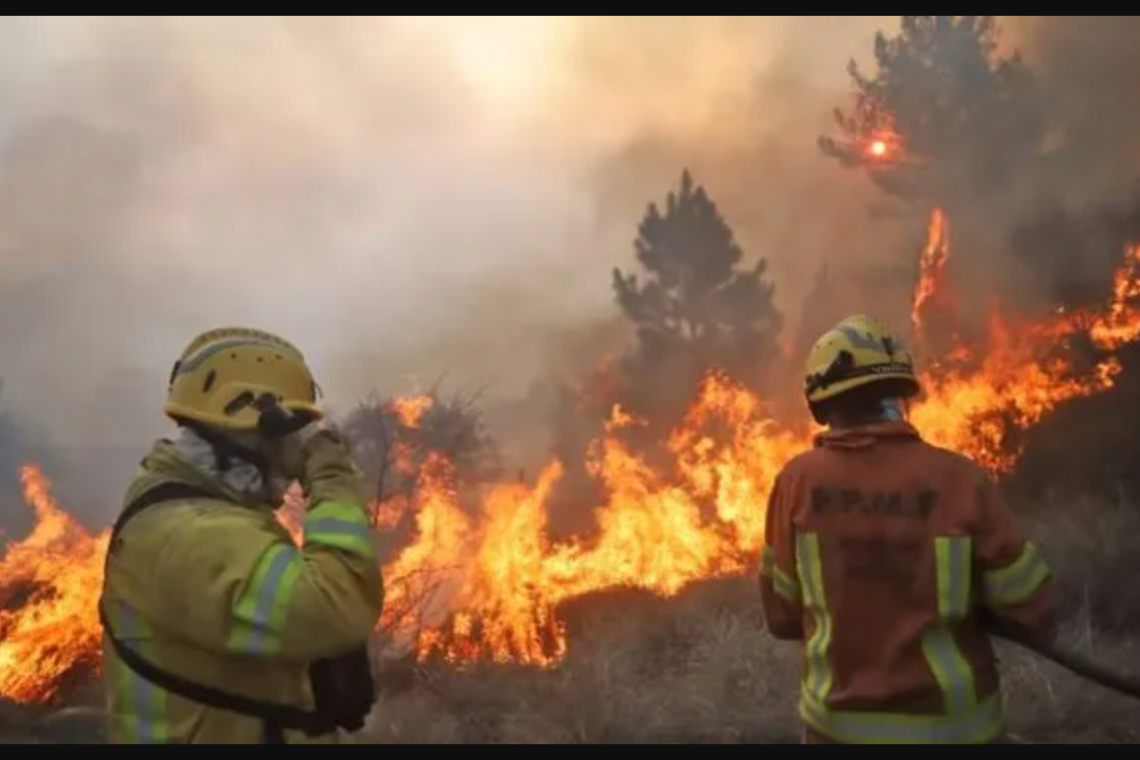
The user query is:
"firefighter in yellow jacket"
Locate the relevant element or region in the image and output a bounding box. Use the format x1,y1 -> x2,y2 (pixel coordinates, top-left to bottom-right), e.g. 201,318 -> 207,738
99,327 -> 384,744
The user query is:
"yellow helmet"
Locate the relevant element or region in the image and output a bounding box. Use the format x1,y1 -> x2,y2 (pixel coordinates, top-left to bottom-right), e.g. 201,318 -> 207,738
804,314 -> 920,407
164,327 -> 323,432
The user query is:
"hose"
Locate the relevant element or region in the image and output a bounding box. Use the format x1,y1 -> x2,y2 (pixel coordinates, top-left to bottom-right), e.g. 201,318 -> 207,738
986,618 -> 1140,700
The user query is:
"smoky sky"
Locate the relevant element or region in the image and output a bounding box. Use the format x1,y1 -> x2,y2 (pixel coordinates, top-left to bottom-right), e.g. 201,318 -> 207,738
1010,16 -> 1140,201
1,17 -> 1134,445
0,16 -> 897,453
1,16 -> 1136,526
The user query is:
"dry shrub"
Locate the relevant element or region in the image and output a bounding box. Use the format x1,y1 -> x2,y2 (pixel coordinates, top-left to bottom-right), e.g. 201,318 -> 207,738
1003,495 -> 1140,744
11,492 -> 1133,744
1029,493 -> 1140,633
360,495 -> 1140,745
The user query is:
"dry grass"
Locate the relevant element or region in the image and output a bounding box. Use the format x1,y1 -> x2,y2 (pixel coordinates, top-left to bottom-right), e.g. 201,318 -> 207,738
359,496 -> 1140,745
365,581 -> 800,745
5,496 -> 1138,744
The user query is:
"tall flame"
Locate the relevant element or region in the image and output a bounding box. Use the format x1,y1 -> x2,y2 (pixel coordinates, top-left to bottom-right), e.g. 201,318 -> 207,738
0,467 -> 109,703
3,208 -> 1140,702
911,207 -> 951,343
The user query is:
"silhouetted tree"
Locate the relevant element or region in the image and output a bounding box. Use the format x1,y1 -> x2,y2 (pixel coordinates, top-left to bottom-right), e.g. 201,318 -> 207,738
819,16 -> 1043,207
818,17 -> 1140,503
612,170 -> 782,420
341,384 -> 500,519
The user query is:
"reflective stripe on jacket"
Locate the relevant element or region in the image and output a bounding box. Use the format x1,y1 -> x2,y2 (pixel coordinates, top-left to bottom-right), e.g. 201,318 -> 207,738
101,439 -> 384,744
759,421 -> 1055,745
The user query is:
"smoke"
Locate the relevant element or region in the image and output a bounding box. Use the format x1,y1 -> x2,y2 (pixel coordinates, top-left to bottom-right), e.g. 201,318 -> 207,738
2,16 -> 1134,520
936,16 -> 1140,311
1010,17 -> 1140,204
0,16 -> 903,461
568,17 -> 905,339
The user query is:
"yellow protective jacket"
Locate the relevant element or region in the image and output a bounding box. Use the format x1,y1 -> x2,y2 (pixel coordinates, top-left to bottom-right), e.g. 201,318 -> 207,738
100,438 -> 384,744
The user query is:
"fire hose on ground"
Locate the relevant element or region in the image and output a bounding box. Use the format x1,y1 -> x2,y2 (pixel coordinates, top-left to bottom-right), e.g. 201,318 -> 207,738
985,615 -> 1140,701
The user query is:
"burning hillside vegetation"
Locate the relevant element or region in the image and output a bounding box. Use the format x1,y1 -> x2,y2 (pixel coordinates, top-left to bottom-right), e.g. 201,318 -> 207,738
2,208 -> 1140,707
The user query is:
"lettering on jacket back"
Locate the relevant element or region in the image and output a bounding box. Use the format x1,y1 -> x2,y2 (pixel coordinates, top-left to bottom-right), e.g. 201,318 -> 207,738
811,487 -> 939,520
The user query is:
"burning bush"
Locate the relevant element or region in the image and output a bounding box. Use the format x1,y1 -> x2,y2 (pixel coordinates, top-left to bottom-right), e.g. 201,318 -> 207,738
0,467 -> 107,705
341,386 -> 502,512
364,502 -> 1140,745
6,17 -> 1140,730
4,193 -> 1140,713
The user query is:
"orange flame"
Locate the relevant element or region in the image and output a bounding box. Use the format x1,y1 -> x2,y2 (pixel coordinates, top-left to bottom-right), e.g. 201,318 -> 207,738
391,396 -> 432,429
0,467 -> 109,703
3,211 -> 1140,702
912,207 -> 951,342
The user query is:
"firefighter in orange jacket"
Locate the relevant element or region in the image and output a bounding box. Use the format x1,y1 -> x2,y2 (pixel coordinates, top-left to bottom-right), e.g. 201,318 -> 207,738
760,314 -> 1056,745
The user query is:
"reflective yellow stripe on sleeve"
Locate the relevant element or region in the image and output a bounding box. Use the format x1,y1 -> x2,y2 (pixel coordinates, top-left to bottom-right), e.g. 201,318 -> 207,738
108,602 -> 170,744
797,535 -> 1004,745
227,543 -> 303,655
304,500 -> 376,560
983,541 -> 1051,608
795,532 -> 833,702
760,545 -> 802,604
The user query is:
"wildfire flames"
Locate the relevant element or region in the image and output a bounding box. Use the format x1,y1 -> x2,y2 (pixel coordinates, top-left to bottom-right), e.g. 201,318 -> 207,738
3,209 -> 1140,704
0,467 -> 109,703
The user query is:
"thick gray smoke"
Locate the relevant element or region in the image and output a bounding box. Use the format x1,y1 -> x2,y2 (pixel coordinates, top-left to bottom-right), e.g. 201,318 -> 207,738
1010,16 -> 1140,205
0,17 -> 894,453
921,16 -> 1140,311
4,17 -> 1133,524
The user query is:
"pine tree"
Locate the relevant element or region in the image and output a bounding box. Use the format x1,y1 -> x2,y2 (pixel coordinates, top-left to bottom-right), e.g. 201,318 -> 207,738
612,170 -> 782,415
819,16 -> 1042,205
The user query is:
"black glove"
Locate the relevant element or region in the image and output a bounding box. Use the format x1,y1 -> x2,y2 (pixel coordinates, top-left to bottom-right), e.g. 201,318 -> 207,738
309,647 -> 376,734
256,395 -> 317,440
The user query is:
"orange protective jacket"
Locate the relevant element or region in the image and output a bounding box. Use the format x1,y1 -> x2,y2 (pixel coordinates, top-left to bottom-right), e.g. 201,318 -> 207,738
759,422 -> 1055,745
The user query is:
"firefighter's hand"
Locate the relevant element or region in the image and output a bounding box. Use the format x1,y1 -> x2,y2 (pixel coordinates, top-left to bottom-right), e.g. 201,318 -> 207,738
296,428 -> 368,507
297,427 -> 350,475
266,422 -> 322,481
